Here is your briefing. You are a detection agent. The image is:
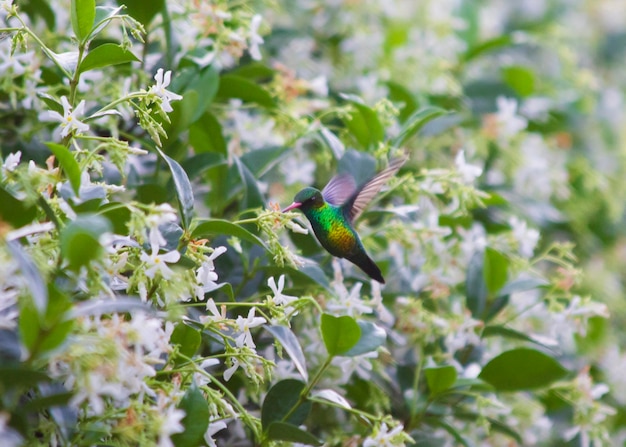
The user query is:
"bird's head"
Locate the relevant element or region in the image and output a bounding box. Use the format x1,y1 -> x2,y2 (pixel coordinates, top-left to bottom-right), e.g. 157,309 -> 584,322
282,187 -> 324,212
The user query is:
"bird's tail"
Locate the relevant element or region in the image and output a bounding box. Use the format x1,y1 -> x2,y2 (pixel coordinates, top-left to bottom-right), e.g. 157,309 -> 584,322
348,252 -> 385,284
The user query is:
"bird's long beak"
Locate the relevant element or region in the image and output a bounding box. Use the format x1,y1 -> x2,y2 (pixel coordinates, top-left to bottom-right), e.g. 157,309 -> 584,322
281,202 -> 302,212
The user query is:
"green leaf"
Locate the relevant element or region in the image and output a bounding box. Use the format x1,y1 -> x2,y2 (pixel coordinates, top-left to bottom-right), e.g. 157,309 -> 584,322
60,215 -> 111,271
79,43 -> 139,73
465,251 -> 487,318
39,320 -> 74,354
187,65 -> 220,123
172,383 -> 209,447
0,187 -> 37,228
0,365 -> 51,388
70,0 -> 96,41
425,365 -> 458,396
265,326 -> 308,381
386,81 -> 419,122
343,321 -> 386,357
266,422 -> 322,446
189,112 -> 227,155
482,325 -> 557,350
192,219 -> 267,249
261,379 -> 311,430
483,248 -> 508,295
479,348 -> 568,391
7,240 -> 47,316
171,323 -> 201,361
502,66 -> 535,97
154,147 -> 194,230
19,301 -> 40,352
233,156 -> 264,210
340,93 -> 384,149
241,146 -> 289,177
320,314 -> 361,357
98,202 -> 131,234
216,75 -> 275,108
391,106 -> 447,147
117,0 -> 164,26
463,35 -> 513,63
45,143 -> 81,196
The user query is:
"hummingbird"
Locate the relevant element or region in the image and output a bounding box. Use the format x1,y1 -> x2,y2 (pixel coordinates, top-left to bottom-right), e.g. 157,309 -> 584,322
282,157 -> 406,284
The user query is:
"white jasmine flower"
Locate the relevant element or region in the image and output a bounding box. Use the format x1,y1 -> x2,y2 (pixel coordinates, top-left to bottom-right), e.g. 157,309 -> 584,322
327,282 -> 372,317
223,357 -> 240,381
39,96 -> 90,138
156,395 -> 185,447
2,151 -> 20,172
333,351 -> 378,383
204,419 -> 227,447
248,15 -> 264,60
200,298 -> 225,324
196,247 -> 227,287
146,204 -> 178,249
455,150 -> 482,184
509,216 -> 540,258
140,245 -> 180,279
495,96 -> 527,137
149,68 -> 183,113
363,422 -> 405,447
234,307 -> 266,348
268,275 -> 297,307
0,41 -> 33,77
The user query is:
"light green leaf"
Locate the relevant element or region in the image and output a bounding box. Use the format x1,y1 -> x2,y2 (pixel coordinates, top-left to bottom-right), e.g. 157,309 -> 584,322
391,106 -> 447,147
171,323 -> 201,362
320,314 -> 361,357
425,365 -> 458,396
483,247 -> 509,295
60,214 -> 111,271
70,0 -> 96,41
79,43 -> 139,73
192,219 -> 267,249
45,142 -> 81,196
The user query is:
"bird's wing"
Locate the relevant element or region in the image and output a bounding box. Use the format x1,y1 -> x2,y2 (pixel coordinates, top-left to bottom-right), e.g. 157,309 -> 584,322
345,157 -> 407,222
322,173 -> 357,206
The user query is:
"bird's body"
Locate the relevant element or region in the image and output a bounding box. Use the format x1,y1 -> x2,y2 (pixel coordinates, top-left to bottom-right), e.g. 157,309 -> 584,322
282,158 -> 406,283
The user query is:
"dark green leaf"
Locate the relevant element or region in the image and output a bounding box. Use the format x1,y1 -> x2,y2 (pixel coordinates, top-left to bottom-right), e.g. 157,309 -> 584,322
265,326 -> 308,381
343,321 -> 386,357
482,325 -> 557,350
98,202 -> 131,234
189,112 -> 227,155
266,422 -> 322,446
187,65 -> 220,123
7,240 -> 47,316
340,93 -> 384,149
154,147 -> 194,230
39,320 -> 74,354
45,143 -> 81,196
425,365 -> 458,396
261,379 -> 311,430
229,62 -> 275,80
60,215 -> 111,271
79,43 -> 139,73
391,106 -> 447,147
233,156 -> 264,210
70,0 -> 96,41
241,146 -> 289,177
465,251 -> 487,318
0,365 -> 51,387
320,314 -> 361,357
0,187 -> 37,228
117,0 -> 164,26
171,323 -> 201,361
479,348 -> 568,391
22,391 -> 74,412
172,383 -> 209,447
502,66 -> 535,97
216,75 -> 275,108
192,219 -> 267,249
483,248 -> 508,295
